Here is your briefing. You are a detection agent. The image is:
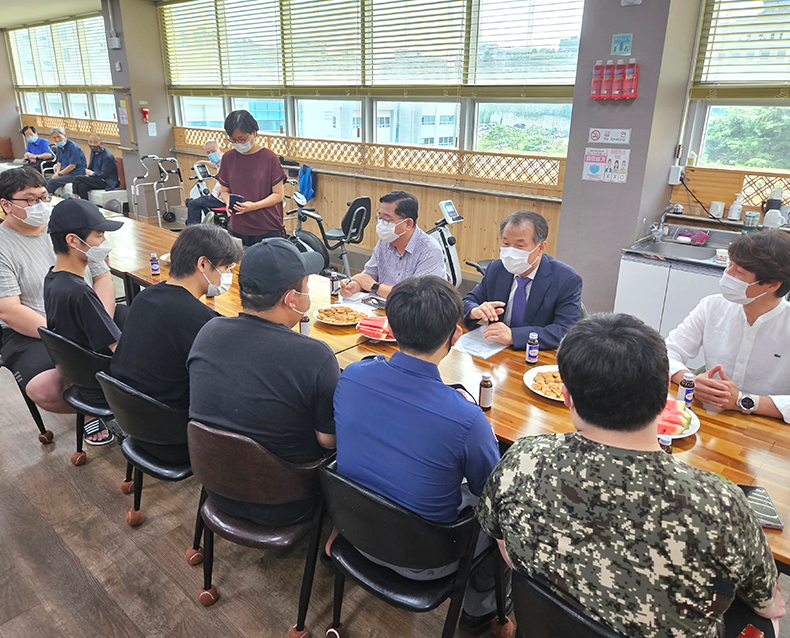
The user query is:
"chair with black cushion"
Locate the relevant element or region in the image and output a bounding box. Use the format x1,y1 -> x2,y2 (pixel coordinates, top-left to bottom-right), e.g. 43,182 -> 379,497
0,327 -> 54,444
319,461 -> 513,638
37,327 -> 113,466
324,197 -> 371,279
512,572 -> 625,638
186,420 -> 326,638
96,372 -> 192,527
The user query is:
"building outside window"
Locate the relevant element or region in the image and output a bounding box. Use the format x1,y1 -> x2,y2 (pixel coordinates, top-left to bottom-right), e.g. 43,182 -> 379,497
297,99 -> 361,141
438,136 -> 455,146
233,98 -> 285,134
421,115 -> 436,125
377,102 -> 459,147
421,137 -> 435,145
182,96 -> 224,128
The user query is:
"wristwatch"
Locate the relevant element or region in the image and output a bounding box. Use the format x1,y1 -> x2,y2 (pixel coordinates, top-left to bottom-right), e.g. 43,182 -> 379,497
370,282 -> 381,294
737,392 -> 759,415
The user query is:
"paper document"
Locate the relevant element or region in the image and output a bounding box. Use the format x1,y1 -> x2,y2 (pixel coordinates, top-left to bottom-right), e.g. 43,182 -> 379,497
452,326 -> 508,360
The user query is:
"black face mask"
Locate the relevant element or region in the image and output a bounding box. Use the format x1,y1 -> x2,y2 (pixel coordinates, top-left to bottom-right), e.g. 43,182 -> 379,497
89,145 -> 101,153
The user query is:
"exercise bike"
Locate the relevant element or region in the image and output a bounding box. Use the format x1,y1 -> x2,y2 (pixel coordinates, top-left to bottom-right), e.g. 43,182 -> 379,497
426,200 -> 464,288
284,190 -> 331,270
188,163 -> 228,229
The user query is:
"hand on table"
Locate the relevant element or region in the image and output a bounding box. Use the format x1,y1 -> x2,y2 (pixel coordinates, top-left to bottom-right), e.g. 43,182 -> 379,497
233,201 -> 257,215
694,364 -> 739,409
483,322 -> 513,346
351,273 -> 376,293
470,301 -> 505,322
339,279 -> 362,297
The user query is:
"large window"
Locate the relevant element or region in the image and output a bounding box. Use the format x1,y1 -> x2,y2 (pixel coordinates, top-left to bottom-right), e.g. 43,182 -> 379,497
477,103 -> 572,155
94,94 -> 117,121
6,16 -> 112,89
182,96 -> 225,128
297,99 -> 361,141
376,101 -> 460,147
45,93 -> 64,116
67,94 -> 90,119
23,92 -> 42,114
160,0 -> 583,91
233,98 -> 285,133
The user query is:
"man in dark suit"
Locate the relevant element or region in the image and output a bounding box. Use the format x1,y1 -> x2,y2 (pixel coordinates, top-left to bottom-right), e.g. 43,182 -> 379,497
463,211 -> 582,350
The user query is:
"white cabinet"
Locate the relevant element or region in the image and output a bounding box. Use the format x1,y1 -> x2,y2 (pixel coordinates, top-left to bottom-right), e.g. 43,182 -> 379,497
660,264 -> 723,337
613,256 -> 670,331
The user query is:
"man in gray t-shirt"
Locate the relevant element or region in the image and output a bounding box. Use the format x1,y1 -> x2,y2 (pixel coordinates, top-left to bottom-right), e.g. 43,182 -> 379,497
0,168 -> 116,413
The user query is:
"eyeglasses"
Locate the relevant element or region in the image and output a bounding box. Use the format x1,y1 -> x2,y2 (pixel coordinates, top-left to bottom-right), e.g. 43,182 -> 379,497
227,135 -> 253,144
10,194 -> 51,207
375,214 -> 404,224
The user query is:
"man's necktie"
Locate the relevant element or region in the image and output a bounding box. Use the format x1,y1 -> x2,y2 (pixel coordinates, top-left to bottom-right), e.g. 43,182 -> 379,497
509,277 -> 531,328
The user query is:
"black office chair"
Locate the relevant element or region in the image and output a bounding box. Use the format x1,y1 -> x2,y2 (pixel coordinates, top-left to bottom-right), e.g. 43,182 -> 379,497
186,420 -> 326,638
96,372 -> 192,527
319,461 -> 512,638
324,196 -> 371,279
512,572 -> 624,638
37,327 -> 113,466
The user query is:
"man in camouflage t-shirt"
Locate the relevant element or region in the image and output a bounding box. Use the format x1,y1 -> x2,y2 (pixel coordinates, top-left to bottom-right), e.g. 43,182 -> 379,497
477,314 -> 783,638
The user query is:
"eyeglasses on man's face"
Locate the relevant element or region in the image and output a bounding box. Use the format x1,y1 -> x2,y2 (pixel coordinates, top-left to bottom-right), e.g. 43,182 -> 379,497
10,193 -> 51,207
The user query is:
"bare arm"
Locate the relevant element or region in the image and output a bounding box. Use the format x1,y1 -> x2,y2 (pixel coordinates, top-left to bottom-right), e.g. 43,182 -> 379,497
316,431 -> 336,449
91,271 -> 116,319
0,296 -> 46,338
255,180 -> 284,210
59,164 -> 76,176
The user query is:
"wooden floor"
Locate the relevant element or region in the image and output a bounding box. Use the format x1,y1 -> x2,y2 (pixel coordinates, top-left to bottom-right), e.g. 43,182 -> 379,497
0,367 -> 464,638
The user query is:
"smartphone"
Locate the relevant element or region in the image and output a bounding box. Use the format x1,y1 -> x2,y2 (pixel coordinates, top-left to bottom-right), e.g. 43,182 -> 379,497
738,485 -> 784,530
228,194 -> 244,213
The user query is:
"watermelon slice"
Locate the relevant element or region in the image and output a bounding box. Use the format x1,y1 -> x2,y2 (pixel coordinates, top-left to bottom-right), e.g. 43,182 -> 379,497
357,317 -> 395,341
657,399 -> 693,437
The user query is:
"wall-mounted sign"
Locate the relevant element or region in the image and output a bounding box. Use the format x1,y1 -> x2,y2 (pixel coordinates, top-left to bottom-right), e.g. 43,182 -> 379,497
612,33 -> 633,56
582,147 -> 630,184
588,127 -> 631,144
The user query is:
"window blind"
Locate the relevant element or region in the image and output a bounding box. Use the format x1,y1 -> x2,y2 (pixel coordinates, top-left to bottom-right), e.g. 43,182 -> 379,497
221,0 -> 282,86
694,0 -> 790,92
160,0 -> 222,86
7,30 -> 36,86
79,17 -> 113,86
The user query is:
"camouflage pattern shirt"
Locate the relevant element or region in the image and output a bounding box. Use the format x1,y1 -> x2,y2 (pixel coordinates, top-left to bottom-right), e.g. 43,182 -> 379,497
477,432 -> 777,637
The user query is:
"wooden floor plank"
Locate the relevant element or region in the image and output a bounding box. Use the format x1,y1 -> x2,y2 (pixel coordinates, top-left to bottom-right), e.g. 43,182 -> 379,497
0,605 -> 65,638
0,566 -> 40,626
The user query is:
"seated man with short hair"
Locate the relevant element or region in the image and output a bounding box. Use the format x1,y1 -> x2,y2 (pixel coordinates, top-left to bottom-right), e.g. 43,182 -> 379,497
0,168 -> 118,420
72,134 -> 119,200
334,275 -> 502,632
45,198 -> 124,443
666,230 -> 790,422
21,125 -> 53,173
188,238 -> 339,525
478,313 -> 784,637
462,210 -> 582,350
339,191 -> 446,299
186,139 -> 225,225
45,128 -> 87,195
111,224 -> 242,462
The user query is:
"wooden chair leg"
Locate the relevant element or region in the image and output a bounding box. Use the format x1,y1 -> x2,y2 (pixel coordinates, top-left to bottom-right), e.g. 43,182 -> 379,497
120,462 -> 134,493
186,488 -> 207,566
70,413 -> 87,466
197,526 -> 219,606
292,503 -> 324,634
125,467 -> 145,526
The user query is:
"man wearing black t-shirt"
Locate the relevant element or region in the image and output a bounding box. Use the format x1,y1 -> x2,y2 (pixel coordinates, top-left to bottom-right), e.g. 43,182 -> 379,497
45,198 -> 123,444
188,238 -> 339,525
111,225 -> 242,462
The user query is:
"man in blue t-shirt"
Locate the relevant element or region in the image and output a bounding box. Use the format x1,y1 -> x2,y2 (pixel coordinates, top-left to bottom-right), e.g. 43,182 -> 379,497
333,274 -> 505,632
21,125 -> 53,174
45,127 -> 86,195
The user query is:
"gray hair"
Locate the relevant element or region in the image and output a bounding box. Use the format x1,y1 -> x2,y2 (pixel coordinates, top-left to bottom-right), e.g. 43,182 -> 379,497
204,139 -> 220,151
500,210 -> 549,245
50,127 -> 66,136
87,132 -> 103,142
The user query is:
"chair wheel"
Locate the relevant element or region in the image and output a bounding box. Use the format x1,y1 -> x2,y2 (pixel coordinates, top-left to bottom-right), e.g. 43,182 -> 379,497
119,480 -> 134,494
492,617 -> 515,638
125,508 -> 145,527
185,547 -> 203,566
70,451 -> 87,466
325,624 -> 348,638
38,430 -> 54,444
288,624 -> 310,638
198,585 -> 219,606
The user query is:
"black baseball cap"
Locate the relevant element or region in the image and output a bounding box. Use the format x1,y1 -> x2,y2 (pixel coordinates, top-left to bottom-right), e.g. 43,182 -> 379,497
48,198 -> 123,234
239,238 -> 323,293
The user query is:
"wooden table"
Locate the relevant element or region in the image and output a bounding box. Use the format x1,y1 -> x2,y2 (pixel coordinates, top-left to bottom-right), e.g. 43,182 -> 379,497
336,341 -> 790,568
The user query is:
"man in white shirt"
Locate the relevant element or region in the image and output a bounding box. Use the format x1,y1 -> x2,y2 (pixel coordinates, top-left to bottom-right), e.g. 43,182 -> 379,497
666,230 -> 790,422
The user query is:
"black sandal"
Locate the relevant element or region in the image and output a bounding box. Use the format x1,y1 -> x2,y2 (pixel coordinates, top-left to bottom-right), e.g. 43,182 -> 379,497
83,419 -> 115,446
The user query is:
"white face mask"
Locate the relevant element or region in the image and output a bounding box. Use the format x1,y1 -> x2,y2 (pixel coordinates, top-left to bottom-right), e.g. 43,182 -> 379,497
376,218 -> 408,243
231,140 -> 253,154
12,201 -> 52,227
203,266 -> 233,297
288,289 -> 311,316
77,237 -> 112,264
719,271 -> 767,305
500,245 -> 540,276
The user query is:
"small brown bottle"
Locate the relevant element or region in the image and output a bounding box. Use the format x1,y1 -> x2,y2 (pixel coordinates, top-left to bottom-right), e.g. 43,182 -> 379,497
658,435 -> 673,454
330,272 -> 340,299
479,373 -> 493,412
150,252 -> 160,276
676,373 -> 695,408
300,314 -> 310,336
526,332 -> 539,364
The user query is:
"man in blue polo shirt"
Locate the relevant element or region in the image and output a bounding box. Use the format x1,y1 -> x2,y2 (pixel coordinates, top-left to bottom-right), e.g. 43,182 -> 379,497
45,127 -> 86,195
21,126 -> 53,173
333,274 -> 504,632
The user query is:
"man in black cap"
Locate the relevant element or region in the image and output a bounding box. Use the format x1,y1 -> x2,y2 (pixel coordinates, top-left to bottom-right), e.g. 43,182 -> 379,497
44,198 -> 124,444
187,238 -> 339,526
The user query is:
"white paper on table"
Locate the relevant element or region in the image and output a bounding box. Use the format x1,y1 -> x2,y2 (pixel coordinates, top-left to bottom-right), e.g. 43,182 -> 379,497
452,326 -> 508,360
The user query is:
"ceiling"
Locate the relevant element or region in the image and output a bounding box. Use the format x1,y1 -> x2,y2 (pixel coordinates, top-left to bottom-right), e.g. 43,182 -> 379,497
0,0 -> 101,29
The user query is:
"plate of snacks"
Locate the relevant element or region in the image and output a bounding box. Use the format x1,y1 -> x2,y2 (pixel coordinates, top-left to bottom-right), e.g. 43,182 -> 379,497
356,316 -> 397,342
313,305 -> 371,326
523,365 -> 564,401
657,399 -> 700,439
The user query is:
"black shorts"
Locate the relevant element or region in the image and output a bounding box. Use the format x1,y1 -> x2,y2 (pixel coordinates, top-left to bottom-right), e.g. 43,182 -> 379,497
0,328 -> 55,390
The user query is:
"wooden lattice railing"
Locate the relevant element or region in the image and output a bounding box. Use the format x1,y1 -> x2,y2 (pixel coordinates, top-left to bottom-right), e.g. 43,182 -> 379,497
175,127 -> 565,190
21,114 -> 120,142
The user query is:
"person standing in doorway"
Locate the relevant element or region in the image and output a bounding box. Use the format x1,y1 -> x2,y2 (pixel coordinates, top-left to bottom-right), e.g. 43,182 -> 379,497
216,110 -> 286,248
